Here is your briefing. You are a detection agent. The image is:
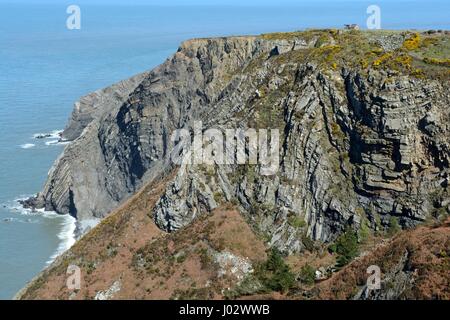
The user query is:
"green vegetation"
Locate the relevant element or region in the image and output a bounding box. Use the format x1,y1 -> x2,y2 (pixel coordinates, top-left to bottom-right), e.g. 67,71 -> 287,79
260,29 -> 449,81
298,264 -> 316,286
226,248 -> 296,298
261,31 -> 303,41
330,122 -> 346,141
252,84 -> 287,131
432,206 -> 449,224
374,213 -> 383,233
288,215 -> 306,229
213,191 -> 223,204
253,249 -> 296,293
175,252 -> 187,264
106,243 -> 118,257
314,34 -> 332,48
198,248 -> 212,270
387,216 -> 401,236
402,32 -> 421,50
170,287 -> 213,300
358,218 -> 371,243
261,29 -> 329,42
313,44 -> 343,66
423,57 -> 450,67
301,234 -> 315,252
84,261 -> 97,275
329,228 -> 359,268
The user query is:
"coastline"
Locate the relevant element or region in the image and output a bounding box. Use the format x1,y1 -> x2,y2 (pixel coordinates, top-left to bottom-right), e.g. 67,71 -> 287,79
13,247 -> 72,300
6,199 -> 77,299
11,196 -> 77,265
2,1 -> 448,301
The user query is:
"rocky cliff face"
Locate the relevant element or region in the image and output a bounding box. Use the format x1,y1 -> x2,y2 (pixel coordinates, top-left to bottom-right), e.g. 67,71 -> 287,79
22,72 -> 149,228
16,30 -> 450,300
25,30 -> 449,248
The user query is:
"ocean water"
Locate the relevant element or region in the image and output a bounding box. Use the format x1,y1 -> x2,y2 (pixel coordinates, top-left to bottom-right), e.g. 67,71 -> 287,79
0,1 -> 448,299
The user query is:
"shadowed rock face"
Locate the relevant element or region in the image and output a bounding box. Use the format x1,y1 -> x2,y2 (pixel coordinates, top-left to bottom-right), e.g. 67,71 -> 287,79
21,71 -> 150,222
27,30 -> 449,248
25,36 -> 282,230
61,72 -> 150,142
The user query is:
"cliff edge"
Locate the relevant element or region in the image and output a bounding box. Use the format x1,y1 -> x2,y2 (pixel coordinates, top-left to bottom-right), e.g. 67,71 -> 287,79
18,29 -> 449,299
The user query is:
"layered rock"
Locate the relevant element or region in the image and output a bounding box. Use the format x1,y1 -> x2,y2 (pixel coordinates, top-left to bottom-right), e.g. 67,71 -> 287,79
152,48 -> 449,252
62,72 -> 149,141
22,72 -> 149,224
26,30 -> 449,247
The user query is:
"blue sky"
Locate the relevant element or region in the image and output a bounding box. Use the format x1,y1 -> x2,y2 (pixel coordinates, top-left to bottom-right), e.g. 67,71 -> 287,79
1,0 -> 426,5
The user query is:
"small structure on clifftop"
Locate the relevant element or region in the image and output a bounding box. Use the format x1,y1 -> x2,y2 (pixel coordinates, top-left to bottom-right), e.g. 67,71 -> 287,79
344,24 -> 360,30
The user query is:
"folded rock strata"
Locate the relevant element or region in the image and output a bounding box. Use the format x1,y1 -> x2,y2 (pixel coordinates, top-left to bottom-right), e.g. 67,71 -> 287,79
24,30 -> 449,250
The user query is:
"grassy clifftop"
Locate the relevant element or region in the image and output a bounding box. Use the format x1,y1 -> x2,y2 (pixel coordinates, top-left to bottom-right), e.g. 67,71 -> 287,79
260,29 -> 449,80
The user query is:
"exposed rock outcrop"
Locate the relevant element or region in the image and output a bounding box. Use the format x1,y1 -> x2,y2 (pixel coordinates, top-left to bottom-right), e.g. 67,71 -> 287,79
62,72 -> 149,142
25,30 -> 449,250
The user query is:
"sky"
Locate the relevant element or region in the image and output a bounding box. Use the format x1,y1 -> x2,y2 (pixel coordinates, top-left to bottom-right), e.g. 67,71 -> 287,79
0,0 -> 428,6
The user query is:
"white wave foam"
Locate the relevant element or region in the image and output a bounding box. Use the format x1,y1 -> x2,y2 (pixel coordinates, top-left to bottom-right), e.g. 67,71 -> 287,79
46,140 -> 70,146
33,133 -> 47,139
50,130 -> 63,139
46,214 -> 76,265
45,140 -> 59,146
33,129 -> 63,140
20,143 -> 35,149
31,130 -> 70,148
8,197 -> 46,217
9,197 -> 77,265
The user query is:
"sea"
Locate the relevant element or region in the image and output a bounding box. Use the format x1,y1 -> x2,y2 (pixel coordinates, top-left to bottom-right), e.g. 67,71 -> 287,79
0,0 -> 448,299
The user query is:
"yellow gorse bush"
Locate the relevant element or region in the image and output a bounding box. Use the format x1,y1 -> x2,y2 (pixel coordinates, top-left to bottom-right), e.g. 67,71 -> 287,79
402,33 -> 421,51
